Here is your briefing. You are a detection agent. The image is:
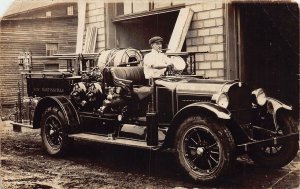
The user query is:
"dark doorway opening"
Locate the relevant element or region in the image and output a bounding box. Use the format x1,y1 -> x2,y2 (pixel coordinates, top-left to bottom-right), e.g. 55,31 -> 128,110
238,3 -> 299,118
115,11 -> 180,50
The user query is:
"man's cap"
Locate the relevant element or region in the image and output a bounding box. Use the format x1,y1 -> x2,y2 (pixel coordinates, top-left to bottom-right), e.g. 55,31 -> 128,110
149,36 -> 163,45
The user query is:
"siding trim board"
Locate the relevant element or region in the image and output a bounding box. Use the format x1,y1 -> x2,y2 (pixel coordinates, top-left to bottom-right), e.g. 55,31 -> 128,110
1,15 -> 77,21
112,4 -> 184,22
4,2 -> 77,19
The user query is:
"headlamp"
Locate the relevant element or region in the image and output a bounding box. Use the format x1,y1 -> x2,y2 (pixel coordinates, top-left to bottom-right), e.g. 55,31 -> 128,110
252,88 -> 267,106
213,93 -> 229,109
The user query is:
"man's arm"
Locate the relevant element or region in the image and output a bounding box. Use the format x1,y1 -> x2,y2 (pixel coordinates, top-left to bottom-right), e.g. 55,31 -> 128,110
164,54 -> 174,67
151,64 -> 168,69
151,53 -> 173,68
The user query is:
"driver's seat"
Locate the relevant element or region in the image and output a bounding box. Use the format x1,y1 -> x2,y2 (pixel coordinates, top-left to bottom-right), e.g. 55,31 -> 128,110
107,66 -> 152,100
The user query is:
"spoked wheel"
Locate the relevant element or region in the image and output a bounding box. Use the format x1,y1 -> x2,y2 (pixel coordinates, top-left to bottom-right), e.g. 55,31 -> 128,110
175,116 -> 235,182
41,106 -> 73,156
183,126 -> 222,173
248,115 -> 299,168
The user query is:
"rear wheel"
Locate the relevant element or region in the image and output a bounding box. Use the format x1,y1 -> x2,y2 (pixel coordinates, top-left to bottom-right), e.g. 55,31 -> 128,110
41,106 -> 73,156
248,115 -> 299,168
175,116 -> 235,182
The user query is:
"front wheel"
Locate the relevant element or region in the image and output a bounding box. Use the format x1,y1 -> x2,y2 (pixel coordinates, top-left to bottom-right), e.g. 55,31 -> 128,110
248,115 -> 299,168
175,116 -> 235,182
41,106 -> 73,156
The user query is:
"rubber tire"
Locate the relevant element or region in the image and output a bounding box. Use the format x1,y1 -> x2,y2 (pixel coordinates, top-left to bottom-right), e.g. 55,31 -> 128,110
175,116 -> 235,182
41,106 -> 73,156
248,115 -> 299,168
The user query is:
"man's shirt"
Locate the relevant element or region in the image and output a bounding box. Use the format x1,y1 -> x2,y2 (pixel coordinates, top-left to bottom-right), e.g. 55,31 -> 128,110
143,49 -> 172,79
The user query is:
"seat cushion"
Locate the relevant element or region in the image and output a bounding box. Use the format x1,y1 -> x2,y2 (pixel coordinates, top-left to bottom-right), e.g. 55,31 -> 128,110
109,66 -> 151,100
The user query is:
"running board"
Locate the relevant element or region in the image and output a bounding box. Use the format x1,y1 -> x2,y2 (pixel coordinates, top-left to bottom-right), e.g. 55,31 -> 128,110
69,133 -> 160,150
12,122 -> 34,132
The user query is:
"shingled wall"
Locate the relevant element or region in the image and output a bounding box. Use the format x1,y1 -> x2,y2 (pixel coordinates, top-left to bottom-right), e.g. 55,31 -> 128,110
84,1 -> 106,53
186,1 -> 225,79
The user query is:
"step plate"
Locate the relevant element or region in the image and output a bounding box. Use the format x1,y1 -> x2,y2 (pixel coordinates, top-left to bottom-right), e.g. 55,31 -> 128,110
12,122 -> 34,132
69,133 -> 160,150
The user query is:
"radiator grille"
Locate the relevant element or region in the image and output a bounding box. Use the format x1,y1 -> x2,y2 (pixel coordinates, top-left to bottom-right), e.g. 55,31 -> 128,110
227,83 -> 252,110
227,83 -> 253,124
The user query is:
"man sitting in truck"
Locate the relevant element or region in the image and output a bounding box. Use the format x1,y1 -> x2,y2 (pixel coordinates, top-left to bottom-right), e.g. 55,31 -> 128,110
143,36 -> 173,80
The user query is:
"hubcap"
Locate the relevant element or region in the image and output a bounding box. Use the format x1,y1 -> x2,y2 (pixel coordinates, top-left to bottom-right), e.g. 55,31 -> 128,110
196,147 -> 205,156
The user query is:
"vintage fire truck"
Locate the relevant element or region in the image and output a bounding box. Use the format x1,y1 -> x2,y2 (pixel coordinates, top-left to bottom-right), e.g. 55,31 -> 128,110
12,48 -> 299,182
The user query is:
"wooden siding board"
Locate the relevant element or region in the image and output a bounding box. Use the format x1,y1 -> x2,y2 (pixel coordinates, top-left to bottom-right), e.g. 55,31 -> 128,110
0,17 -> 77,106
4,3 -> 78,20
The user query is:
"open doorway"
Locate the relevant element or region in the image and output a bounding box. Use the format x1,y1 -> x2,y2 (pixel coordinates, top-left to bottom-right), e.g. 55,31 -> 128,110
237,3 -> 299,117
114,10 -> 180,50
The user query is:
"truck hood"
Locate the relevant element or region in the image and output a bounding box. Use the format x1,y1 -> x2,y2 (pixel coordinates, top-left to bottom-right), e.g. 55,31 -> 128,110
155,76 -> 252,110
155,76 -> 236,94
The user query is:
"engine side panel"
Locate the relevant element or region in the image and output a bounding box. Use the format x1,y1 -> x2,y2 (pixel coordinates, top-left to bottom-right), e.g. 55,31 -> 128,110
27,77 -> 80,97
156,86 -> 174,124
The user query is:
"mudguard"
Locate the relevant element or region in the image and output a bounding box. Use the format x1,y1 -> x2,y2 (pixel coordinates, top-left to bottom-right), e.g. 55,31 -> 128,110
266,98 -> 292,112
174,102 -> 231,120
32,96 -> 80,132
162,102 -> 232,149
266,98 -> 294,127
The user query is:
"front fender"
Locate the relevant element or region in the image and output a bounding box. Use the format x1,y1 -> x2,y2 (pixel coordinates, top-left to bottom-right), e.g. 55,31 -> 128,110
161,102 -> 231,150
267,98 -> 292,113
174,102 -> 231,121
266,98 -> 293,127
32,96 -> 80,132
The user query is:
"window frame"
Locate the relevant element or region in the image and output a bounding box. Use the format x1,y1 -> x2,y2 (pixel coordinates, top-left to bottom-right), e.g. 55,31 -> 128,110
46,43 -> 59,56
67,6 -> 74,16
46,11 -> 52,17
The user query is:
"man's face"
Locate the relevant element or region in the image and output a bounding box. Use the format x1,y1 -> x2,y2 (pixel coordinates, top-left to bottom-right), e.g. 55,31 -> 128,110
151,41 -> 162,52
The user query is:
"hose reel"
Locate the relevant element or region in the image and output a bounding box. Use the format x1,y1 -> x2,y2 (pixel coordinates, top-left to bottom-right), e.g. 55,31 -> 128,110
97,48 -> 143,68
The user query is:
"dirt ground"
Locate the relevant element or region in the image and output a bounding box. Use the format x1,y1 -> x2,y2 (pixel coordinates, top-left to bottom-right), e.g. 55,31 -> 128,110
0,120 -> 299,189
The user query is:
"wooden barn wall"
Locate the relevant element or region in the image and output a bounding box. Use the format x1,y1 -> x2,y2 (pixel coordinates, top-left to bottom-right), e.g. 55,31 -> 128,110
0,17 -> 77,107
5,3 -> 78,20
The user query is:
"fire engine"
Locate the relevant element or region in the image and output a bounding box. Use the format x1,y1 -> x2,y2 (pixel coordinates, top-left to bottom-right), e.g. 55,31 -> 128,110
12,48 -> 299,182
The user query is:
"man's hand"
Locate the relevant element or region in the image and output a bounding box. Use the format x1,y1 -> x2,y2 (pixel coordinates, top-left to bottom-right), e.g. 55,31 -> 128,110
167,63 -> 174,68
165,64 -> 175,76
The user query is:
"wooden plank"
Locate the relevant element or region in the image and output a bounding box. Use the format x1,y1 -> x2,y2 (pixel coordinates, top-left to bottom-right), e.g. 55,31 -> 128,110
167,8 -> 194,53
91,28 -> 97,52
84,27 -> 98,53
76,0 -> 86,53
